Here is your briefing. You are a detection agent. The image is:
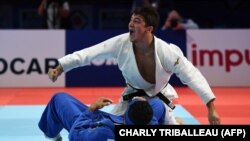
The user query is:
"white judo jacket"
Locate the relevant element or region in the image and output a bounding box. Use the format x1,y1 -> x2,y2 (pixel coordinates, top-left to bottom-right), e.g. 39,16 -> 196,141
58,33 -> 215,124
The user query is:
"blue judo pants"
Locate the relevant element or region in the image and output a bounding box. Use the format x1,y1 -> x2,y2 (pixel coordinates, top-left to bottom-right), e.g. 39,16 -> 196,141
38,92 -> 89,138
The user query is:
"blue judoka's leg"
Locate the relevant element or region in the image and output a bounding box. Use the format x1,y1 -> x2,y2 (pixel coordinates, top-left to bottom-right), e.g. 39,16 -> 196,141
38,92 -> 89,138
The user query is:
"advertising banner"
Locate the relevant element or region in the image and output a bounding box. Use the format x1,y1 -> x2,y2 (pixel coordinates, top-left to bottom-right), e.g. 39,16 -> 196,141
0,30 -> 65,87
187,30 -> 250,86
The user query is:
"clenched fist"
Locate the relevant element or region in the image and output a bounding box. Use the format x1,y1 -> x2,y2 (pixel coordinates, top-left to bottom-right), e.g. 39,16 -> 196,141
48,65 -> 64,82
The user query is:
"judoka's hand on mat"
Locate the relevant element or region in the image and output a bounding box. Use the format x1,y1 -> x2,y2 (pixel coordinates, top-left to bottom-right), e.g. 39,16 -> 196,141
48,65 -> 64,82
88,97 -> 113,111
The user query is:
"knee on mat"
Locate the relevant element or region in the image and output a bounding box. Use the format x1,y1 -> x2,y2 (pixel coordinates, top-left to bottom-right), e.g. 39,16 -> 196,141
52,92 -> 71,101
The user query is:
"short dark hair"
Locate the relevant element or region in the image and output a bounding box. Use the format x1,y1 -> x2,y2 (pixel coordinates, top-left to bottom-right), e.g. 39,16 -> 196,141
132,6 -> 160,33
127,100 -> 153,125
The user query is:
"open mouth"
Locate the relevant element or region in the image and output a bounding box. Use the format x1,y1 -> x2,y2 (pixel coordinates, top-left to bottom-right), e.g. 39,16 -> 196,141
129,29 -> 135,36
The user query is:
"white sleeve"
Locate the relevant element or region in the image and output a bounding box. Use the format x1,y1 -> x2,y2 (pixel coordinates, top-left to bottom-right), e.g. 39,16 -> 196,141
163,44 -> 215,104
58,34 -> 122,72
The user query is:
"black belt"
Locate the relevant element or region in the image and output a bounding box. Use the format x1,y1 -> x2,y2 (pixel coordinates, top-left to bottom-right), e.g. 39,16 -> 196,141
123,89 -> 176,110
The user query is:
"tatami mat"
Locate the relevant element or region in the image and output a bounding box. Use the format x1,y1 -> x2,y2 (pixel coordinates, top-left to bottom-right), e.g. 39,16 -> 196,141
0,104 -> 199,141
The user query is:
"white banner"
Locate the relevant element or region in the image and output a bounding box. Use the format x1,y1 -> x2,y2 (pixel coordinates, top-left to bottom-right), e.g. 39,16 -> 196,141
187,29 -> 250,86
0,30 -> 65,87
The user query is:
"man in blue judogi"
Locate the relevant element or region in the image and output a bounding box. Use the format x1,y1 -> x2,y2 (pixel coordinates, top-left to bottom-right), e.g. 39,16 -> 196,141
38,92 -> 166,141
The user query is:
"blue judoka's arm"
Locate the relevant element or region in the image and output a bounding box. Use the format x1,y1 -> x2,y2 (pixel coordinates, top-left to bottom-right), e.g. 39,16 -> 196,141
69,103 -> 115,141
71,97 -> 113,128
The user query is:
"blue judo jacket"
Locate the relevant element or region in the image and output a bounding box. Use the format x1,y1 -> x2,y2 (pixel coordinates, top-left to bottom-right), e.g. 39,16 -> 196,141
69,109 -> 117,141
38,93 -> 165,141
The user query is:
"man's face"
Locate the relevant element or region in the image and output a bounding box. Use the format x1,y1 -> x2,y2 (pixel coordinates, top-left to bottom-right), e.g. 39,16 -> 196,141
128,14 -> 148,42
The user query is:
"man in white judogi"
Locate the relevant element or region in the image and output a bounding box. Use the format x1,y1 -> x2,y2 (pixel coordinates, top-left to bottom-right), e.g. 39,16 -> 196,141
48,6 -> 220,125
